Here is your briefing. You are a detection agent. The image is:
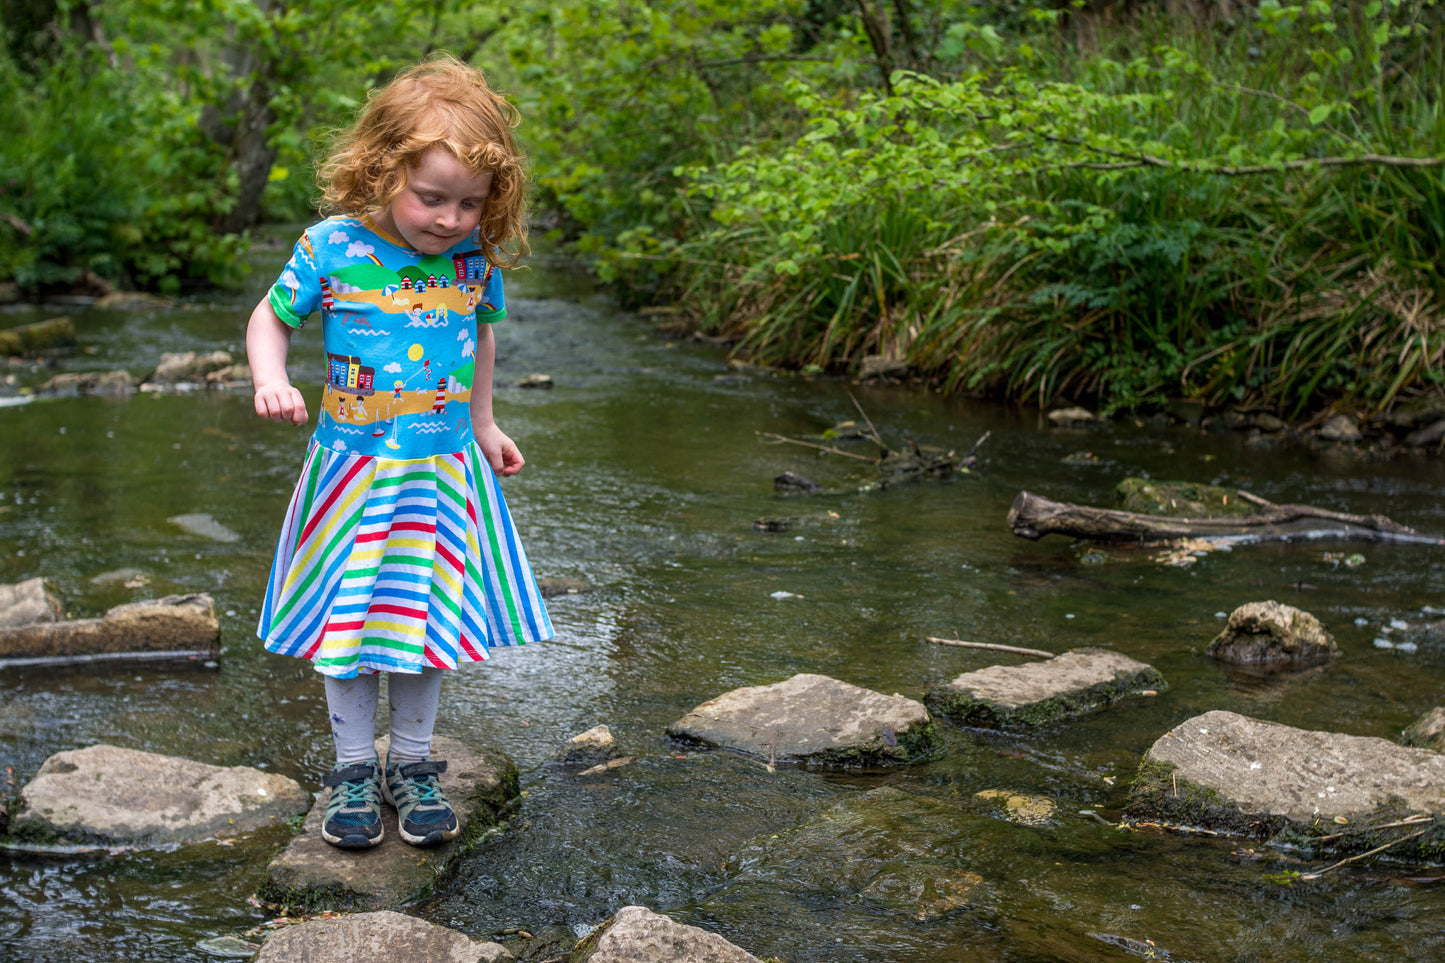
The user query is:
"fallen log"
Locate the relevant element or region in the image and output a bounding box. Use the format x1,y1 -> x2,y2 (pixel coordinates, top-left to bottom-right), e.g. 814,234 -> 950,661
1008,490 -> 1443,545
0,593 -> 220,667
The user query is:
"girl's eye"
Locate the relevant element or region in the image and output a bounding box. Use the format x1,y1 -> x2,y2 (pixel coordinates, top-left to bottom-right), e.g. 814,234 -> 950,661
418,194 -> 441,205
461,200 -> 480,210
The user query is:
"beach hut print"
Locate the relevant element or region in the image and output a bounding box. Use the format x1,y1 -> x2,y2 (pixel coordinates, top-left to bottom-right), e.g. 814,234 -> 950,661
452,250 -> 490,281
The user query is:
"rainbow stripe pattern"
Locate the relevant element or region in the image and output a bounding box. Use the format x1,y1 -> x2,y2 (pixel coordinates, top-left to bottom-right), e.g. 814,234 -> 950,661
258,441 -> 552,676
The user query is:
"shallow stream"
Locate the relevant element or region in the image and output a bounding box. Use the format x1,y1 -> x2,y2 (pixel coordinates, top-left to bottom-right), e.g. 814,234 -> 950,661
3,245 -> 1445,962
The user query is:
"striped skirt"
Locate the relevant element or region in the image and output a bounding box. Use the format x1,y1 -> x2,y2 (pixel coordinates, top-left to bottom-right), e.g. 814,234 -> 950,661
258,441 -> 552,677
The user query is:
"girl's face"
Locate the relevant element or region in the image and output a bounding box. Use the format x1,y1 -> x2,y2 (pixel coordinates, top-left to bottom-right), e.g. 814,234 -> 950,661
373,147 -> 492,255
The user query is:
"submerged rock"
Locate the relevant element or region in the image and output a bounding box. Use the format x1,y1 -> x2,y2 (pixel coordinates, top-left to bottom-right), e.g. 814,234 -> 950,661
253,910 -> 511,963
259,736 -> 519,912
1129,710 -> 1445,859
925,649 -> 1164,728
5,744 -> 309,848
1207,600 -> 1338,666
557,724 -> 623,769
666,673 -> 937,766
0,578 -> 63,627
535,576 -> 597,599
576,905 -> 759,963
168,513 -> 241,543
1402,707 -> 1445,752
726,787 -> 988,922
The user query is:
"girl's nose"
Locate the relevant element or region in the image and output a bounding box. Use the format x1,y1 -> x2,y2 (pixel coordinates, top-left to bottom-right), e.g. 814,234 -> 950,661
435,205 -> 460,229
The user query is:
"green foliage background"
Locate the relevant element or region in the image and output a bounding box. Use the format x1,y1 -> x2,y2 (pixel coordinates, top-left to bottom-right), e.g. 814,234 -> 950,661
1,0 -> 1440,415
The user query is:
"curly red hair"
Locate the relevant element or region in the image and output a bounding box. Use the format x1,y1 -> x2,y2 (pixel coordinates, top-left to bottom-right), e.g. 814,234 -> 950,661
317,55 -> 528,267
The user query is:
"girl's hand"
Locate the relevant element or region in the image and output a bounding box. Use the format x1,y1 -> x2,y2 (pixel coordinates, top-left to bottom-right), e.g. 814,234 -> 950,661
254,381 -> 309,425
474,421 -> 524,476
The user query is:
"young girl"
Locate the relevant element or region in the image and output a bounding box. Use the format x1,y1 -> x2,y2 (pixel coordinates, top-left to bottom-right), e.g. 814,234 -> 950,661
246,56 -> 552,849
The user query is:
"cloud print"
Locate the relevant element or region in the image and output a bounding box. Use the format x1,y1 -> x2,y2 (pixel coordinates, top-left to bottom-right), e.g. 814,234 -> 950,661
345,241 -> 375,259
384,362 -> 403,373
280,269 -> 299,290
328,231 -> 349,245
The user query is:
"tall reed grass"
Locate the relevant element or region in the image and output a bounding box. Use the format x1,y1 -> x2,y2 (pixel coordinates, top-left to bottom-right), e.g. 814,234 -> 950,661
672,3 -> 1444,417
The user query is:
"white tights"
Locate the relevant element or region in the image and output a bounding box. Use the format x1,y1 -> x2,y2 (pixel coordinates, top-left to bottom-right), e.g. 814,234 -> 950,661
323,668 -> 443,766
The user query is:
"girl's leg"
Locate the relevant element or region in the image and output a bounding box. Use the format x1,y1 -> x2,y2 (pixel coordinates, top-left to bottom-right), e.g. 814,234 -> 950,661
386,667 -> 443,764
324,673 -> 381,763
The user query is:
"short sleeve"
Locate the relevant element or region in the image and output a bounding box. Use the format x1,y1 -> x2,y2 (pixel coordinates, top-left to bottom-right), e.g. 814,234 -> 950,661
267,231 -> 323,329
474,258 -> 506,324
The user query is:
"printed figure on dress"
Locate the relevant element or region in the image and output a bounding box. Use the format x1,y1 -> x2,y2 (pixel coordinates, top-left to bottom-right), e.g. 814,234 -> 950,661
245,55 -> 552,849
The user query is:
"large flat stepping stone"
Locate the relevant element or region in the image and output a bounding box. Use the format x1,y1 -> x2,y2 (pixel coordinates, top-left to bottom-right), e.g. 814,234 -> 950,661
3,744 -> 309,848
253,910 -> 511,963
665,673 -> 937,766
926,648 -> 1164,727
258,736 -> 519,911
1129,710 -> 1445,859
576,906 -> 761,963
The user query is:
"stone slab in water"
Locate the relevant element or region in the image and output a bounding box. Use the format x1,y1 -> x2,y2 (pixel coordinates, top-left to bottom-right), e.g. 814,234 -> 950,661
252,910 -> 511,963
576,906 -> 760,963
0,592 -> 220,661
258,736 -> 519,911
1130,710 -> 1445,858
665,673 -> 937,766
5,744 -> 309,848
0,578 -> 62,628
925,648 -> 1163,727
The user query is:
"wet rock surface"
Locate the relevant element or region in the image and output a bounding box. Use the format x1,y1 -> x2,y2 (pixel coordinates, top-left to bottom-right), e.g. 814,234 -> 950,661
259,736 -> 519,911
147,350 -> 235,384
556,724 -> 623,769
723,787 -> 988,922
1401,706 -> 1445,752
0,578 -> 63,627
1130,710 -> 1445,856
5,744 -> 309,848
575,905 -> 761,963
0,592 -> 220,662
926,649 -> 1164,727
252,910 -> 512,963
666,673 -> 937,766
1207,600 -> 1338,665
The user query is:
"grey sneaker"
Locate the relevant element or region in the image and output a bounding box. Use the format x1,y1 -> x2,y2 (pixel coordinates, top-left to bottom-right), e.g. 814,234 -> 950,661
320,759 -> 384,849
382,755 -> 459,846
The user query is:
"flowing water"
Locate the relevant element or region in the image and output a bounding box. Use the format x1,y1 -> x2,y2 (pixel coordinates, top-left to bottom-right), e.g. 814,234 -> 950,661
3,244 -> 1445,962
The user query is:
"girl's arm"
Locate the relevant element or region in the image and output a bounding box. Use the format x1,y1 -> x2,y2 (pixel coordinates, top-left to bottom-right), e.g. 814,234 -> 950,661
469,322 -> 524,476
246,298 -> 309,425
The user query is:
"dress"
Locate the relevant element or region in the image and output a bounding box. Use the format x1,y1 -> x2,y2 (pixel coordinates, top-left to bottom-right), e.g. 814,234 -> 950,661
257,215 -> 552,677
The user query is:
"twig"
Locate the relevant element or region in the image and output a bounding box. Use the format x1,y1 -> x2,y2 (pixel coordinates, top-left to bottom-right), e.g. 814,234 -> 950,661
847,391 -> 887,448
924,637 -> 1055,659
756,431 -> 877,462
1300,827 -> 1432,879
1317,814 -> 1433,843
